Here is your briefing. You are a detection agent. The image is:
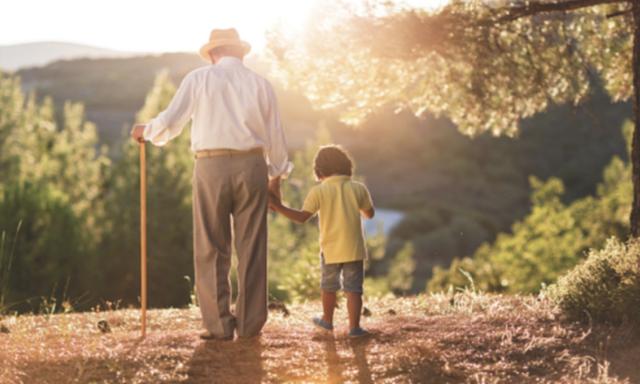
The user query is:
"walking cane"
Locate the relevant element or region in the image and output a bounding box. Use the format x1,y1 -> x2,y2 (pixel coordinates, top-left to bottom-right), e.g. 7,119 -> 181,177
139,140 -> 148,338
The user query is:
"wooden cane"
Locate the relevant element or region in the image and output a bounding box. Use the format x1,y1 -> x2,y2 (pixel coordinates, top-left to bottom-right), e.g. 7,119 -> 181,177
139,141 -> 147,338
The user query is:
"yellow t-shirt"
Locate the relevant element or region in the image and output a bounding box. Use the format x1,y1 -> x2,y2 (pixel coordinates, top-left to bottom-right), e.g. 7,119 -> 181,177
302,175 -> 373,264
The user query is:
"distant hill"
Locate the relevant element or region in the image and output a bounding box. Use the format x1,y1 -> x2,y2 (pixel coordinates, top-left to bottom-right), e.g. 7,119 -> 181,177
16,53 -> 323,151
0,41 -> 137,71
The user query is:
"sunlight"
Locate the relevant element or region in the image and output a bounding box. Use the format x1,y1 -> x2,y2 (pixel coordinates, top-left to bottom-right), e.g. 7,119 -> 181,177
405,0 -> 451,10
0,0 -> 451,53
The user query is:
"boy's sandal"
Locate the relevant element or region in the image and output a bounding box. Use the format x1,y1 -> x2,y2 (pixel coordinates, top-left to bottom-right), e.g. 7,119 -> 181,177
312,317 -> 334,332
348,327 -> 370,338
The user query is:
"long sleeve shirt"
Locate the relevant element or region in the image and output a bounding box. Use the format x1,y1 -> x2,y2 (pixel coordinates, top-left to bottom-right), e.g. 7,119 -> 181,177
143,56 -> 293,178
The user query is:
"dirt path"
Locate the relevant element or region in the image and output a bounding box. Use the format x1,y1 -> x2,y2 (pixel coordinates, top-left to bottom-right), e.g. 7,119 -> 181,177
1,295 -> 637,383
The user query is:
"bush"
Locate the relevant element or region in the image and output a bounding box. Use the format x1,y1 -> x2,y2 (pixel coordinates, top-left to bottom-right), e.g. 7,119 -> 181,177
547,237 -> 640,325
428,151 -> 631,294
0,182 -> 95,312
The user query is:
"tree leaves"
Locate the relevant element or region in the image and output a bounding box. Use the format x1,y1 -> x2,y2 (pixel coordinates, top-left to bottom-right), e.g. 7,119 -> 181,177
269,0 -> 631,137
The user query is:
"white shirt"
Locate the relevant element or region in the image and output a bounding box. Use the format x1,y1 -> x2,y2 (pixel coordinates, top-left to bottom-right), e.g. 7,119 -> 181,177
143,56 -> 293,178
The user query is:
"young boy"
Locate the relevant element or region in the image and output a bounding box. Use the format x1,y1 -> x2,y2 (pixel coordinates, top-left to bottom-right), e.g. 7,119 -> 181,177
269,145 -> 375,337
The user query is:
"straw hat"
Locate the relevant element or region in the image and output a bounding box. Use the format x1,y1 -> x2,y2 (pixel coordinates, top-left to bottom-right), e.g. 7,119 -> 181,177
199,28 -> 251,62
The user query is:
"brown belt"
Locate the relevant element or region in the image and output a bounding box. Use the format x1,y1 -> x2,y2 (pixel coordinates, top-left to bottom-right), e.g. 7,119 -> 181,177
194,147 -> 263,159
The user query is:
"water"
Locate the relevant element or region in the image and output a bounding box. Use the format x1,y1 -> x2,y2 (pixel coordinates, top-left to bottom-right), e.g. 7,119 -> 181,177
364,208 -> 404,237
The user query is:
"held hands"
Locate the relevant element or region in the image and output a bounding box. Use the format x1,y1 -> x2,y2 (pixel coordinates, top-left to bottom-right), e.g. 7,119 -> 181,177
268,192 -> 282,211
268,177 -> 282,212
268,177 -> 281,200
130,124 -> 147,143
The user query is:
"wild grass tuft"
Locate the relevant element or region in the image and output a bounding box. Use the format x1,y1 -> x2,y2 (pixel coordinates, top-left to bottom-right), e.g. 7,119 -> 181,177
0,221 -> 21,314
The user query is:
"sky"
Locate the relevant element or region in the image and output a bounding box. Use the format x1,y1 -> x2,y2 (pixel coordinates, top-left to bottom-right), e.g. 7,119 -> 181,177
1,0 -> 449,54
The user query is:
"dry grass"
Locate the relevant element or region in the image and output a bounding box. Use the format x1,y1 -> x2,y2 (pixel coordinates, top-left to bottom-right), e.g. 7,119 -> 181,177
1,293 -> 637,383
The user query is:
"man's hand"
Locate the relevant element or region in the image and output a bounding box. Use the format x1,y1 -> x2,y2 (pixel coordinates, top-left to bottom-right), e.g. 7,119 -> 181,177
268,176 -> 281,201
268,192 -> 281,212
131,123 -> 147,143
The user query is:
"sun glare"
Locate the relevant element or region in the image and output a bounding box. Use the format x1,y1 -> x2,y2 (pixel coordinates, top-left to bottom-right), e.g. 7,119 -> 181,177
0,0 -> 450,54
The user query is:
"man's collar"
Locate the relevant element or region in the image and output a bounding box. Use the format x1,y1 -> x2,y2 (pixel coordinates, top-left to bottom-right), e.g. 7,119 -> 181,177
216,56 -> 244,67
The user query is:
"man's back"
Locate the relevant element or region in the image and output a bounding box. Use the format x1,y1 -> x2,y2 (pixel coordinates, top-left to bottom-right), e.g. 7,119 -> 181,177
143,56 -> 291,178
189,57 -> 275,151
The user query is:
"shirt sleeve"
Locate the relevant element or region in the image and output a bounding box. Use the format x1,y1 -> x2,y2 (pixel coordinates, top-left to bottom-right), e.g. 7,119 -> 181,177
263,82 -> 293,179
358,184 -> 374,211
302,187 -> 320,214
143,73 -> 196,146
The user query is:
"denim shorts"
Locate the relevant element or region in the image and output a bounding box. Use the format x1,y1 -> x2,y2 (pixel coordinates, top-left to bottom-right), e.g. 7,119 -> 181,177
320,254 -> 364,294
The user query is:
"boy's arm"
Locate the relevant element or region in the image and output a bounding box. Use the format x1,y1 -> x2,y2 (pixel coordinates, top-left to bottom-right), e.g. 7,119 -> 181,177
359,184 -> 375,219
270,195 -> 314,223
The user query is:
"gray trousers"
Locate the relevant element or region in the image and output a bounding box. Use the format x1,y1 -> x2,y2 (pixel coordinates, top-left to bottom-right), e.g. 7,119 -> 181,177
192,152 -> 268,338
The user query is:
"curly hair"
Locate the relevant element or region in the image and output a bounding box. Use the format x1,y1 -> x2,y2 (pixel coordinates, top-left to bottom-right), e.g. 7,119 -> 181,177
313,145 -> 354,179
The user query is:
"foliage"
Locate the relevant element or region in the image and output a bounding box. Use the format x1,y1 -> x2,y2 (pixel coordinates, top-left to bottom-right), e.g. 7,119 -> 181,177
0,79 -> 108,223
269,0 -> 632,135
0,223 -> 20,312
547,237 -> 640,325
386,242 -> 416,294
428,123 -> 632,293
0,72 -> 107,312
0,183 -> 94,312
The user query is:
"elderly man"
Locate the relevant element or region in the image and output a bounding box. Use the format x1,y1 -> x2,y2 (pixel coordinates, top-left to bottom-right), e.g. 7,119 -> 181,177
131,28 -> 292,340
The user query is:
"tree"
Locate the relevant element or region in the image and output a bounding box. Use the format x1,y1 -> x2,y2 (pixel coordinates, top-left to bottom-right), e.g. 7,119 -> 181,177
268,0 -> 640,234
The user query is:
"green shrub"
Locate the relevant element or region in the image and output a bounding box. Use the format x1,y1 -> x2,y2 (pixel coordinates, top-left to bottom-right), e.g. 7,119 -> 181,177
547,237 -> 640,325
0,182 -> 95,312
387,243 -> 416,294
428,150 -> 631,294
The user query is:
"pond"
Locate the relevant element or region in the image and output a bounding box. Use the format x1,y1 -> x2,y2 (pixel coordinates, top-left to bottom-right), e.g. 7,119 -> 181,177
364,208 -> 405,237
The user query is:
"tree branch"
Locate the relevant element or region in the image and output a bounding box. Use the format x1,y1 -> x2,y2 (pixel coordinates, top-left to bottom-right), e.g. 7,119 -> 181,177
498,0 -> 629,22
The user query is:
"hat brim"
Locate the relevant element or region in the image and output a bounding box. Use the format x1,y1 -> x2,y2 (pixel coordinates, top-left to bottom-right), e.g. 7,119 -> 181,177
199,39 -> 251,62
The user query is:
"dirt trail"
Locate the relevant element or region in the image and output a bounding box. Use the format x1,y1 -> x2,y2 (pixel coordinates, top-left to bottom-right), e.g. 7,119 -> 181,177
1,295 -> 637,383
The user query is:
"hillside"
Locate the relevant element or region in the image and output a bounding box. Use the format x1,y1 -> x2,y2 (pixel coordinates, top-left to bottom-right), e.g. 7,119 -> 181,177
1,295 -> 637,383
16,53 -> 322,151
16,53 -> 205,148
0,42 -> 136,71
